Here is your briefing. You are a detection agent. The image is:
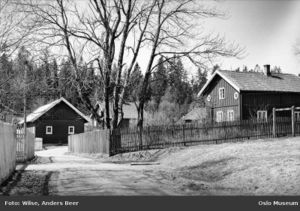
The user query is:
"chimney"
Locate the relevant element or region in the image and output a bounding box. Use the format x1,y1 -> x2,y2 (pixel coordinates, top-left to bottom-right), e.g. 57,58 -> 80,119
263,64 -> 271,76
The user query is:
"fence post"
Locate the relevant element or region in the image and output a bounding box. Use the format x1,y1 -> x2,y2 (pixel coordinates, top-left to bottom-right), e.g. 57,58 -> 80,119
182,124 -> 186,146
291,106 -> 295,137
272,107 -> 276,138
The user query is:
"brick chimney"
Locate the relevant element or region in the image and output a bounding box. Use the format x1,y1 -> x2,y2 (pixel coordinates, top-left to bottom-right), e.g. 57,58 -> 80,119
263,64 -> 271,76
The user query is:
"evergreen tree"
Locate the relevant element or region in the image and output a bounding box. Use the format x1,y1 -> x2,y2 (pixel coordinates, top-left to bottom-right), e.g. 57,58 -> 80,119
150,57 -> 168,109
166,56 -> 192,105
125,63 -> 145,102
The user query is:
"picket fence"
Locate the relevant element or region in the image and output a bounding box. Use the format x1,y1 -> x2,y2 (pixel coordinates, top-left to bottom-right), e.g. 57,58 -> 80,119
0,122 -> 17,185
68,129 -> 110,154
16,126 -> 35,162
110,117 -> 297,154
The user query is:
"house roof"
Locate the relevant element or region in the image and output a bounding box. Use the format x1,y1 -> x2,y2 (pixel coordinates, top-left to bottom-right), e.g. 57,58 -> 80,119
19,97 -> 90,124
122,102 -> 138,119
198,70 -> 300,96
98,102 -> 138,119
180,107 -> 207,121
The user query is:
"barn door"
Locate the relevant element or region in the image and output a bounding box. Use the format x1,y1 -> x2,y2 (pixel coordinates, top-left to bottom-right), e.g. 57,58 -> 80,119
16,125 -> 26,162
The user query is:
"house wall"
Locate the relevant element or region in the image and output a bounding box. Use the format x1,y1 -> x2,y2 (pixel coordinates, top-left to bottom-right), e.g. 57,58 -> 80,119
213,106 -> 240,122
241,92 -> 300,120
33,102 -> 86,144
203,75 -> 240,122
118,119 -> 138,129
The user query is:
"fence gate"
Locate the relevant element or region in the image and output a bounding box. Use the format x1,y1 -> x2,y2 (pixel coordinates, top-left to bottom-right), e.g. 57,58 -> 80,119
16,125 -> 26,162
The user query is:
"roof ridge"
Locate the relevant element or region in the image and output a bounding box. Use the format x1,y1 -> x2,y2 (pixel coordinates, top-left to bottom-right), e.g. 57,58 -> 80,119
219,69 -> 295,76
19,97 -> 89,124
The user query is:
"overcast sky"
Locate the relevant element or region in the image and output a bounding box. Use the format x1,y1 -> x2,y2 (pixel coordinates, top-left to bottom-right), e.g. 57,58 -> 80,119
55,0 -> 300,76
206,0 -> 300,74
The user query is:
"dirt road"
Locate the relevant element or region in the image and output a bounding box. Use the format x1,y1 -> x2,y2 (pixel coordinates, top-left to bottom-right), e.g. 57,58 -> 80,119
1,137 -> 299,196
1,146 -> 180,196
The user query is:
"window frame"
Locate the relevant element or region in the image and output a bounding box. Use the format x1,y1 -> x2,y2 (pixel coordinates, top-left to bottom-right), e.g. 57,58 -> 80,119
216,111 -> 224,122
227,110 -> 234,122
207,95 -> 211,102
295,111 -> 300,121
68,126 -> 75,135
234,92 -> 239,100
257,110 -> 267,122
46,126 -> 53,135
219,87 -> 225,100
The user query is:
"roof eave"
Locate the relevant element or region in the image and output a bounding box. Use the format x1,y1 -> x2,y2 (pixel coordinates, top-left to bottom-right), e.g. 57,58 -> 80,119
19,97 -> 90,124
197,70 -> 241,97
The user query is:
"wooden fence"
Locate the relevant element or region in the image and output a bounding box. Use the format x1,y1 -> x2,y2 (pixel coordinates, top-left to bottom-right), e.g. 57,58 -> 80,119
110,117 -> 297,155
16,126 -> 35,162
0,121 -> 17,185
68,129 -> 110,154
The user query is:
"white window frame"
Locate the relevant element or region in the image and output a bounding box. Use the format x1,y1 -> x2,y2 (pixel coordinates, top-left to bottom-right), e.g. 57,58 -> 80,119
216,111 -> 224,122
257,110 -> 267,121
219,87 -> 225,99
207,95 -> 211,102
234,92 -> 239,100
68,126 -> 75,135
295,111 -> 300,121
227,110 -> 234,122
46,126 -> 53,135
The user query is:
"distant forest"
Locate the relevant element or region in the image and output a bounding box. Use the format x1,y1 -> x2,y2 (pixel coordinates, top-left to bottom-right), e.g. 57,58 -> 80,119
0,45 -> 285,125
0,47 -> 208,125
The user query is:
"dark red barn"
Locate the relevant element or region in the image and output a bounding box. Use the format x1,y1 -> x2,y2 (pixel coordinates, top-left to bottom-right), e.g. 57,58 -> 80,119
19,97 -> 89,144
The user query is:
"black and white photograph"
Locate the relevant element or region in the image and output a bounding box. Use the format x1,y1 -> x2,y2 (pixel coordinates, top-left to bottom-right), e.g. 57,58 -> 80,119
0,0 -> 299,209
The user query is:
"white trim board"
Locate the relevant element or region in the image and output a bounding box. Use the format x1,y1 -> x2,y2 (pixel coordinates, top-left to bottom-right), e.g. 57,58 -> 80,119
19,97 -> 90,124
197,70 -> 241,97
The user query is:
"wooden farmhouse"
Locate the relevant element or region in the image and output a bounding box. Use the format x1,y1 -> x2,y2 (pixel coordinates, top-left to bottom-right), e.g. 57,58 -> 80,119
19,97 -> 89,144
198,65 -> 300,122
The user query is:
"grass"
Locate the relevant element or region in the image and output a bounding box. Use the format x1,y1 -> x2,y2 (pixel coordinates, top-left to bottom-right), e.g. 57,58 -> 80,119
157,137 -> 300,195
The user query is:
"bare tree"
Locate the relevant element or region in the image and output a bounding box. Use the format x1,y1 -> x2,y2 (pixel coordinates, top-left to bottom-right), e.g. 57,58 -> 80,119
23,0 -> 243,135
133,0 -> 243,144
0,0 -> 33,56
21,0 -> 104,126
23,0 -> 156,129
68,0 -> 157,130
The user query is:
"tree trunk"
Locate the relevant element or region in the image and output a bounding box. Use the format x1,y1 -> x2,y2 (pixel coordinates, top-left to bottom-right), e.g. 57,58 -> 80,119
104,72 -> 111,129
137,103 -> 144,149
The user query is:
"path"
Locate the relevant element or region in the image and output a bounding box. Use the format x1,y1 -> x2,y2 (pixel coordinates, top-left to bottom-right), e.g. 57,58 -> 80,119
3,146 -> 180,196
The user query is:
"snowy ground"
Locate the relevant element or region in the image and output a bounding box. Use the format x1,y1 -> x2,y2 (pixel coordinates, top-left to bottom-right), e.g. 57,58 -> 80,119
0,137 -> 299,195
1,146 -> 181,196
157,137 -> 300,195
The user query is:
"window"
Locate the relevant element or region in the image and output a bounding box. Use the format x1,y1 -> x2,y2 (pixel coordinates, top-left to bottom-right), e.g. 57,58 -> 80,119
234,92 -> 239,100
216,111 -> 224,122
68,126 -> 75,135
207,95 -> 211,102
257,110 -> 267,121
46,126 -> 53,135
295,112 -> 300,121
219,87 -> 225,99
227,110 -> 234,121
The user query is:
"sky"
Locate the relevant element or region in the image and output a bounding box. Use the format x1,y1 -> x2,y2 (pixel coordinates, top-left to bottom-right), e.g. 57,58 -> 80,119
203,0 -> 300,75
40,0 -> 300,76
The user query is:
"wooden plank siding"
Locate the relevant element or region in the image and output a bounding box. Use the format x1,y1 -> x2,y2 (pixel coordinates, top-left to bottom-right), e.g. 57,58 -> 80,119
0,121 -> 16,185
241,92 -> 300,120
68,129 -> 110,154
203,75 -> 241,122
16,126 -> 35,162
30,102 -> 86,144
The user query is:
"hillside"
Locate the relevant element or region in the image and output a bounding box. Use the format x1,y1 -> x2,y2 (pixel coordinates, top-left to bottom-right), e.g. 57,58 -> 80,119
156,137 -> 300,195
